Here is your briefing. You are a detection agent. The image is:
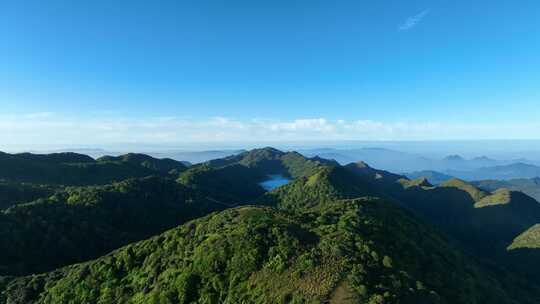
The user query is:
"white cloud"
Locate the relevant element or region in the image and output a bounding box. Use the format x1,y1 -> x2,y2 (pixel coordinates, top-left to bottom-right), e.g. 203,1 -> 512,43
0,113 -> 539,150
399,9 -> 430,31
269,119 -> 335,132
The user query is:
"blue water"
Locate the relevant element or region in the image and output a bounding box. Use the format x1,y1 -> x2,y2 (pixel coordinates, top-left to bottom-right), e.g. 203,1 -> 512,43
259,175 -> 291,191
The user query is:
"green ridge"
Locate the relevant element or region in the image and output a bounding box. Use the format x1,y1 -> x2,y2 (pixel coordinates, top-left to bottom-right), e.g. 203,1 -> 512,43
0,151 -> 187,186
440,179 -> 489,202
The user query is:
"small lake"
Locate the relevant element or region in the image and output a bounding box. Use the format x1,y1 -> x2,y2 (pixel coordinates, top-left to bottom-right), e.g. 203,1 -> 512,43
259,175 -> 291,191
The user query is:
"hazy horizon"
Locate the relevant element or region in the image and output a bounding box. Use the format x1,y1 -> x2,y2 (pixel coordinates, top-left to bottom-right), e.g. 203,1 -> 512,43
5,139 -> 540,161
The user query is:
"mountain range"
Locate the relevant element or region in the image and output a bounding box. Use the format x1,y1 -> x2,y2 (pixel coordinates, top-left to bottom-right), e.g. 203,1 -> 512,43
301,148 -> 540,179
0,147 -> 539,303
0,151 -> 187,186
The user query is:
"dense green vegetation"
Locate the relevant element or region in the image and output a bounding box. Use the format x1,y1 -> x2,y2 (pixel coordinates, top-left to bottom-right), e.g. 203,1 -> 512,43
0,152 -> 187,186
0,177 -> 228,276
1,198 -> 520,304
7,152 -> 95,164
97,154 -> 187,175
262,166 -> 375,210
343,165 -> 540,284
177,164 -> 265,205
0,182 -> 55,210
366,171 -> 539,247
204,147 -> 338,179
1,147 -> 540,303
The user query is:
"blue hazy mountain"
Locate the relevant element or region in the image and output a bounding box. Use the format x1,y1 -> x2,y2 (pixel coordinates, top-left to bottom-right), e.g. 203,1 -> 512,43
405,170 -> 455,185
301,147 -> 540,175
448,163 -> 540,181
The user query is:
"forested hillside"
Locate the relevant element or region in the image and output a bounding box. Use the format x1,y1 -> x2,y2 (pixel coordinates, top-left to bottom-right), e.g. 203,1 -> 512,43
0,152 -> 187,186
1,199 -> 522,304
1,148 -> 539,303
204,147 -> 339,179
0,182 -> 55,210
0,177 -> 225,276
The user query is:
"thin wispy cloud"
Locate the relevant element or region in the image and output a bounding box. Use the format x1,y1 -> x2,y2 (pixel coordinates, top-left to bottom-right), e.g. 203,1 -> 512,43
399,9 -> 430,31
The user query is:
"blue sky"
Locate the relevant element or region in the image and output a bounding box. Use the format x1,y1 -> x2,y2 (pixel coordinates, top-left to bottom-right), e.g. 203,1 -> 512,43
1,0 -> 539,147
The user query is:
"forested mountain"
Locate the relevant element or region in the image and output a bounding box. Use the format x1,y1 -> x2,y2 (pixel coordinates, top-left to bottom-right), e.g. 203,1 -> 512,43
0,152 -> 187,186
262,166 -> 376,210
0,148 -> 331,277
341,168 -> 540,282
177,164 -> 265,205
0,177 -> 226,276
97,153 -> 188,174
204,147 -> 339,179
6,152 -> 95,164
1,148 -> 540,303
1,199 -> 526,303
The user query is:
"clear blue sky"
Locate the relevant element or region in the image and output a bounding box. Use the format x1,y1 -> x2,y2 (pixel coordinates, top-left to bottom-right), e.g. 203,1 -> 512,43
1,1 -> 539,146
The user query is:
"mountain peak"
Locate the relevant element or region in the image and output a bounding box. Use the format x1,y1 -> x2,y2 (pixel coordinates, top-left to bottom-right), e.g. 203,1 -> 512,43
264,165 -> 374,209
204,147 -> 329,179
353,160 -> 372,168
408,177 -> 433,188
98,153 -> 187,174
245,147 -> 285,157
443,155 -> 465,161
473,156 -> 494,161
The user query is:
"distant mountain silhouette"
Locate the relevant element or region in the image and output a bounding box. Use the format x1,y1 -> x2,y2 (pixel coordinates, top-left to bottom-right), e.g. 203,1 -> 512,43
448,162 -> 540,180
